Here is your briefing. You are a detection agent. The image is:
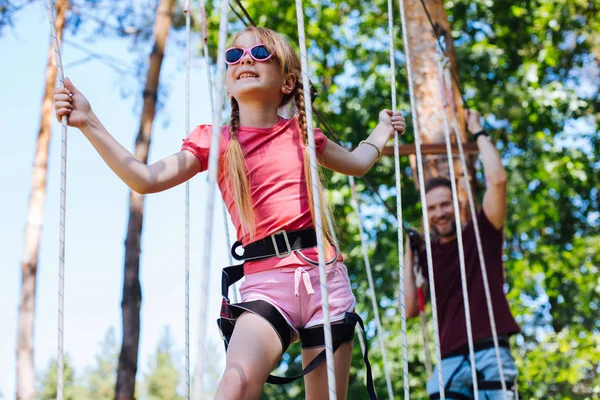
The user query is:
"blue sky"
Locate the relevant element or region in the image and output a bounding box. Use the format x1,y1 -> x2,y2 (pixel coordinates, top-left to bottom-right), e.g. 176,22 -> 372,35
1,4 -> 231,397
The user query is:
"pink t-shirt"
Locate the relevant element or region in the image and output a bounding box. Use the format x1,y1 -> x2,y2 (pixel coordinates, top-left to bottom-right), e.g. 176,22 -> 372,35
181,116 -> 341,274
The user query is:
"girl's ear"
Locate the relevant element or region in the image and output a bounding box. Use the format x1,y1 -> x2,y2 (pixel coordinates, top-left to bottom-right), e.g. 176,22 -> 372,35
282,73 -> 297,95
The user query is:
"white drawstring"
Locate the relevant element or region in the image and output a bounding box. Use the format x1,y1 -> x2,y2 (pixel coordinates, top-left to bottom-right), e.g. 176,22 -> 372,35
294,267 -> 315,296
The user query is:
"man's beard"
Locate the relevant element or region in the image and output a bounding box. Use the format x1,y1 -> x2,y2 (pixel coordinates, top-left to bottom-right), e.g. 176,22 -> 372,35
432,221 -> 457,239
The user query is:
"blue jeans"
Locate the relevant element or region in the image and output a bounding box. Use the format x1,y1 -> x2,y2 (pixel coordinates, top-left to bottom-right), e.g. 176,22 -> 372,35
426,344 -> 518,399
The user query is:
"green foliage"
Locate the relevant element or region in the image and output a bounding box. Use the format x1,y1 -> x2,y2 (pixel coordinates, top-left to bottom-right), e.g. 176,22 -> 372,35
84,328 -> 119,399
199,0 -> 599,398
37,327 -> 187,400
143,327 -> 184,400
29,0 -> 598,398
38,356 -> 88,400
38,329 -> 120,400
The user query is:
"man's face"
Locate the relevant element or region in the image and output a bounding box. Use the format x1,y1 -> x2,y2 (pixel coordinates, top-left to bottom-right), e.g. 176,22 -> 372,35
426,186 -> 456,239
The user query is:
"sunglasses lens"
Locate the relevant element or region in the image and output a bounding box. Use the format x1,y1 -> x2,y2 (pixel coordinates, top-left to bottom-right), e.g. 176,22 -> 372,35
251,45 -> 271,60
225,48 -> 244,63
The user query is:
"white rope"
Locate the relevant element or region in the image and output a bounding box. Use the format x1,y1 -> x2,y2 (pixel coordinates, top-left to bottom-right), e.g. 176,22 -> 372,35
419,303 -> 433,378
45,1 -> 67,398
194,0 -> 229,396
325,198 -> 369,357
324,198 -> 340,256
349,176 -> 394,400
222,205 -> 238,303
396,0 -> 445,396
435,49 -> 479,398
385,0 -> 410,396
442,60 -> 509,398
183,2 -> 191,399
414,266 -> 433,378
293,2 -> 336,397
196,0 -> 239,304
324,199 -> 367,358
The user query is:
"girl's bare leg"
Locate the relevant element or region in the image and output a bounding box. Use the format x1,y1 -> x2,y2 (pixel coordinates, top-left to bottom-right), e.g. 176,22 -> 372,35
214,312 -> 284,400
302,339 -> 354,400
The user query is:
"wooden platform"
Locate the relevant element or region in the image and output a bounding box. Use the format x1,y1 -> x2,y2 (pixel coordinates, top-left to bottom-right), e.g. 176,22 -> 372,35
382,142 -> 479,156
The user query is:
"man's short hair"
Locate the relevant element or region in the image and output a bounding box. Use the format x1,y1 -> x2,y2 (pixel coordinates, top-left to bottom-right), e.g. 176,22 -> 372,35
425,177 -> 452,193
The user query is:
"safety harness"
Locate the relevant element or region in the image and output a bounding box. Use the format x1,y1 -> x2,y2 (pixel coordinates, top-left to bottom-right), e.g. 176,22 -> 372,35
428,338 -> 516,399
216,228 -> 378,399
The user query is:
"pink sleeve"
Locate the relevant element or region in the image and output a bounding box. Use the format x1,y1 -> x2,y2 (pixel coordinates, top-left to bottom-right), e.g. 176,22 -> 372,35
181,124 -> 212,171
315,128 -> 328,153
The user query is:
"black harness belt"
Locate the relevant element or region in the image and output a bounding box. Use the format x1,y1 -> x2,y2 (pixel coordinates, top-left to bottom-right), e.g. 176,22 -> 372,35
428,339 -> 516,399
216,228 -> 378,400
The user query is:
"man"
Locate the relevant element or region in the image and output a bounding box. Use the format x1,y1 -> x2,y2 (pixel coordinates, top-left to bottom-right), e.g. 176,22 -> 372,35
404,110 -> 520,399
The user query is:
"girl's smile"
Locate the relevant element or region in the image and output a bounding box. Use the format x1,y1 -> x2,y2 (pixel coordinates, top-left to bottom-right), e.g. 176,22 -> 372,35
226,32 -> 285,104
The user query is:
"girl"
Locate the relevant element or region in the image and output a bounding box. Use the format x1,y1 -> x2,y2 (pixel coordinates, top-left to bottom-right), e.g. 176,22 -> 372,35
54,26 -> 405,400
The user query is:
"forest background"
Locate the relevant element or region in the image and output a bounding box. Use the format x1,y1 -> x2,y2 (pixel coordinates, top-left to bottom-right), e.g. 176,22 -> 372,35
0,0 -> 598,399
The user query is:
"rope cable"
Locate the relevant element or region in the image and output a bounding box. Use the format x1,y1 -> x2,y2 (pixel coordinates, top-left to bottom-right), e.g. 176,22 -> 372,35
294,1 -> 337,397
443,60 -> 509,398
413,261 -> 433,378
418,300 -> 433,378
385,0 -> 410,396
436,48 -> 479,398
195,0 -> 239,304
417,0 -> 468,109
234,0 -> 256,26
229,3 -> 248,26
194,0 -> 229,396
45,1 -> 68,398
349,176 -> 394,400
324,202 -> 366,357
396,0 -> 445,396
183,1 -> 191,398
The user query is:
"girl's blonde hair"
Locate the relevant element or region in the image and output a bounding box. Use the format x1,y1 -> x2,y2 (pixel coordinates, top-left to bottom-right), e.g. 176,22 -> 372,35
224,26 -> 333,249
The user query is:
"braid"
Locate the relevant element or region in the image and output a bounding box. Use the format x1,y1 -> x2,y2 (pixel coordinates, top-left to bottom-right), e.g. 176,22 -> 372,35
230,97 -> 240,137
295,82 -> 309,146
225,97 -> 256,239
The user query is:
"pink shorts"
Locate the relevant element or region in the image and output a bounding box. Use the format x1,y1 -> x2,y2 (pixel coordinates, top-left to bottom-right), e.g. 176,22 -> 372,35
239,261 -> 356,341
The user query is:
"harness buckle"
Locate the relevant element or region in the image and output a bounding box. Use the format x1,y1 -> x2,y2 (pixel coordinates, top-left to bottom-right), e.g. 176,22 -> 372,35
220,297 -> 231,318
271,230 -> 292,258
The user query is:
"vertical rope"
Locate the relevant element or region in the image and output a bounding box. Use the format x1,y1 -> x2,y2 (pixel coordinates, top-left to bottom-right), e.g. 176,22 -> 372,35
324,201 -> 339,255
443,61 -> 508,397
435,49 -> 479,398
396,0 -> 445,396
222,207 -> 238,302
45,1 -> 67,398
418,300 -> 433,378
197,0 -> 239,304
324,200 -> 367,356
294,2 -> 336,397
349,176 -> 394,400
183,1 -> 191,398
386,0 -> 410,396
195,0 -> 229,396
414,266 -> 433,378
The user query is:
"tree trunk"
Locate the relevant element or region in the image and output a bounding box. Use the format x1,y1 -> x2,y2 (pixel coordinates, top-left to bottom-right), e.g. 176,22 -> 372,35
114,1 -> 175,398
405,0 -> 475,216
16,1 -> 68,399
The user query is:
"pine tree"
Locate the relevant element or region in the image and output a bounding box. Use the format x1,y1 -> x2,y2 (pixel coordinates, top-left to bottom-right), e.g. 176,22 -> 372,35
144,327 -> 184,400
85,328 -> 119,399
38,356 -> 88,400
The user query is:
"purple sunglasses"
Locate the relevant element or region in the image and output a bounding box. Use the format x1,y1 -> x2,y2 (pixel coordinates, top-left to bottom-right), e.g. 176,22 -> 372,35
224,44 -> 273,65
